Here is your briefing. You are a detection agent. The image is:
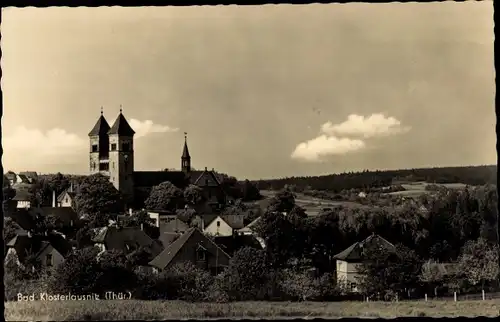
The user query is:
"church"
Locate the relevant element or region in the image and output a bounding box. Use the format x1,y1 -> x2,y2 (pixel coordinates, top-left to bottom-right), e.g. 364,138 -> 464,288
88,109 -> 227,209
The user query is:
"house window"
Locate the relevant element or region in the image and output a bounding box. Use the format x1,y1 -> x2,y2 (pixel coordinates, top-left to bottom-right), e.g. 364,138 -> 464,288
111,143 -> 117,151
217,221 -> 220,227
122,143 -> 130,152
197,250 -> 206,261
46,254 -> 53,267
112,162 -> 115,169
91,145 -> 98,152
205,178 -> 209,185
65,197 -> 68,203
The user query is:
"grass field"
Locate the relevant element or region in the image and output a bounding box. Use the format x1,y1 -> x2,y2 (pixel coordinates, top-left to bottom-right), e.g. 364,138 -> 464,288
5,299 -> 500,320
386,182 -> 467,197
258,190 -> 367,216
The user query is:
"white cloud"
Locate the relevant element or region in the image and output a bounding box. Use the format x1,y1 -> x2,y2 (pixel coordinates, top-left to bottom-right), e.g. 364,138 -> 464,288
3,126 -> 87,170
128,119 -> 179,139
291,134 -> 365,162
321,113 -> 411,138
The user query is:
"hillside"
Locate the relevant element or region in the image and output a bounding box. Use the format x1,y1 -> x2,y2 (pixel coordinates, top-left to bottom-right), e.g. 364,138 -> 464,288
252,165 -> 497,192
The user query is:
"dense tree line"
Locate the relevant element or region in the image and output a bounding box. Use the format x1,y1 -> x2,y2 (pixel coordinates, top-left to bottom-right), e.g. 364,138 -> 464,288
253,165 -> 497,192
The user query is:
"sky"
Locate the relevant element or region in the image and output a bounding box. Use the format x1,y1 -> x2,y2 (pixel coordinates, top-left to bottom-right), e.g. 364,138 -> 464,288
1,3 -> 495,180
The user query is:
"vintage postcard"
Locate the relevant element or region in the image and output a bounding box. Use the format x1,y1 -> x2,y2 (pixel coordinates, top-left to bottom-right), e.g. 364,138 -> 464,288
1,2 -> 497,320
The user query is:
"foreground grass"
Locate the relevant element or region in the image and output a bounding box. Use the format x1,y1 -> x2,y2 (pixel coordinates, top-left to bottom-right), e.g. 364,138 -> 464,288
5,299 -> 500,320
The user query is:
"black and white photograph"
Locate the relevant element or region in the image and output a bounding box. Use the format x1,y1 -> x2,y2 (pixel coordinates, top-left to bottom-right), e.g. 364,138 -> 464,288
1,2 -> 497,320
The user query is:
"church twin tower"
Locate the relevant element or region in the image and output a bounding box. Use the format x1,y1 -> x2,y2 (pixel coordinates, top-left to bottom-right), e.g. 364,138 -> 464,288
88,108 -> 191,201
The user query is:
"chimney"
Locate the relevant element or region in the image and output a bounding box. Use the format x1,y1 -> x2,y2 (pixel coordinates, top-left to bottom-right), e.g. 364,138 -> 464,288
70,182 -> 74,192
212,168 -> 214,172
205,167 -> 207,171
129,208 -> 133,216
52,190 -> 56,208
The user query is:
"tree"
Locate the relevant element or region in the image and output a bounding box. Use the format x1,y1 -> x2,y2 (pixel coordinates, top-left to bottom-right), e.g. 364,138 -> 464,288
218,247 -> 274,301
183,184 -> 206,206
267,189 -> 296,213
48,247 -> 104,295
279,269 -> 320,301
34,173 -> 71,206
357,244 -> 421,299
254,210 -> 296,267
458,238 -> 499,292
4,218 -> 22,243
419,259 -> 445,298
121,210 -> 159,239
241,180 -> 262,201
145,181 -> 184,211
73,174 -> 123,220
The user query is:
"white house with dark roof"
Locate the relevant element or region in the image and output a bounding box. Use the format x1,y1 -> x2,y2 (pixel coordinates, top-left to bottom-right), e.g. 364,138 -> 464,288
203,214 -> 245,237
333,234 -> 395,292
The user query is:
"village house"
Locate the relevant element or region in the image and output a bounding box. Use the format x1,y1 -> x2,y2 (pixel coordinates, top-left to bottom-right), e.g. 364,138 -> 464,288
5,230 -> 72,271
333,234 -> 395,293
203,214 -> 245,237
149,227 -> 231,275
12,190 -> 33,209
55,185 -> 77,208
91,225 -> 164,262
236,216 -> 266,249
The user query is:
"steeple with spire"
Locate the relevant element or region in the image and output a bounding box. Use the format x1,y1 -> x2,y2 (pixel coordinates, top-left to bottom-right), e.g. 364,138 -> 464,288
181,132 -> 191,173
89,107 -> 110,174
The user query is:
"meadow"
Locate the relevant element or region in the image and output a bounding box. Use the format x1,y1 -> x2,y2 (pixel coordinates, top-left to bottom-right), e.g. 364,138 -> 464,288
5,299 -> 500,320
386,181 -> 467,196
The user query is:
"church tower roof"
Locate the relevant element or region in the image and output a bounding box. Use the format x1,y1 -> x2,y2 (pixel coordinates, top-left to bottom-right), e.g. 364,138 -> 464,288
88,107 -> 110,136
182,132 -> 191,159
108,107 -> 135,136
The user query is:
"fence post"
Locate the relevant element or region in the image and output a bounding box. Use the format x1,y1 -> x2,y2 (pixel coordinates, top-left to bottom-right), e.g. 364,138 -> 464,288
482,290 -> 485,301
425,294 -> 427,302
454,292 -> 457,302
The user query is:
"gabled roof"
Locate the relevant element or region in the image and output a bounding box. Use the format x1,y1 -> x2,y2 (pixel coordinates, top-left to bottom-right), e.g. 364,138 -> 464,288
10,208 -> 39,231
193,169 -> 222,187
5,171 -> 17,180
159,232 -> 182,248
56,189 -> 76,203
209,215 -> 245,229
12,189 -> 33,201
108,112 -> 135,136
38,207 -> 79,227
19,172 -> 38,182
333,234 -> 395,262
91,226 -> 163,257
6,232 -> 72,264
426,262 -> 461,276
200,214 -> 219,228
149,227 -> 231,270
238,216 -> 261,233
88,114 -> 111,136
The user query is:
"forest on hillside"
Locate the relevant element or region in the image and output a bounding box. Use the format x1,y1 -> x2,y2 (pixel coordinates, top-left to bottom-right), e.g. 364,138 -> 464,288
252,165 -> 497,192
